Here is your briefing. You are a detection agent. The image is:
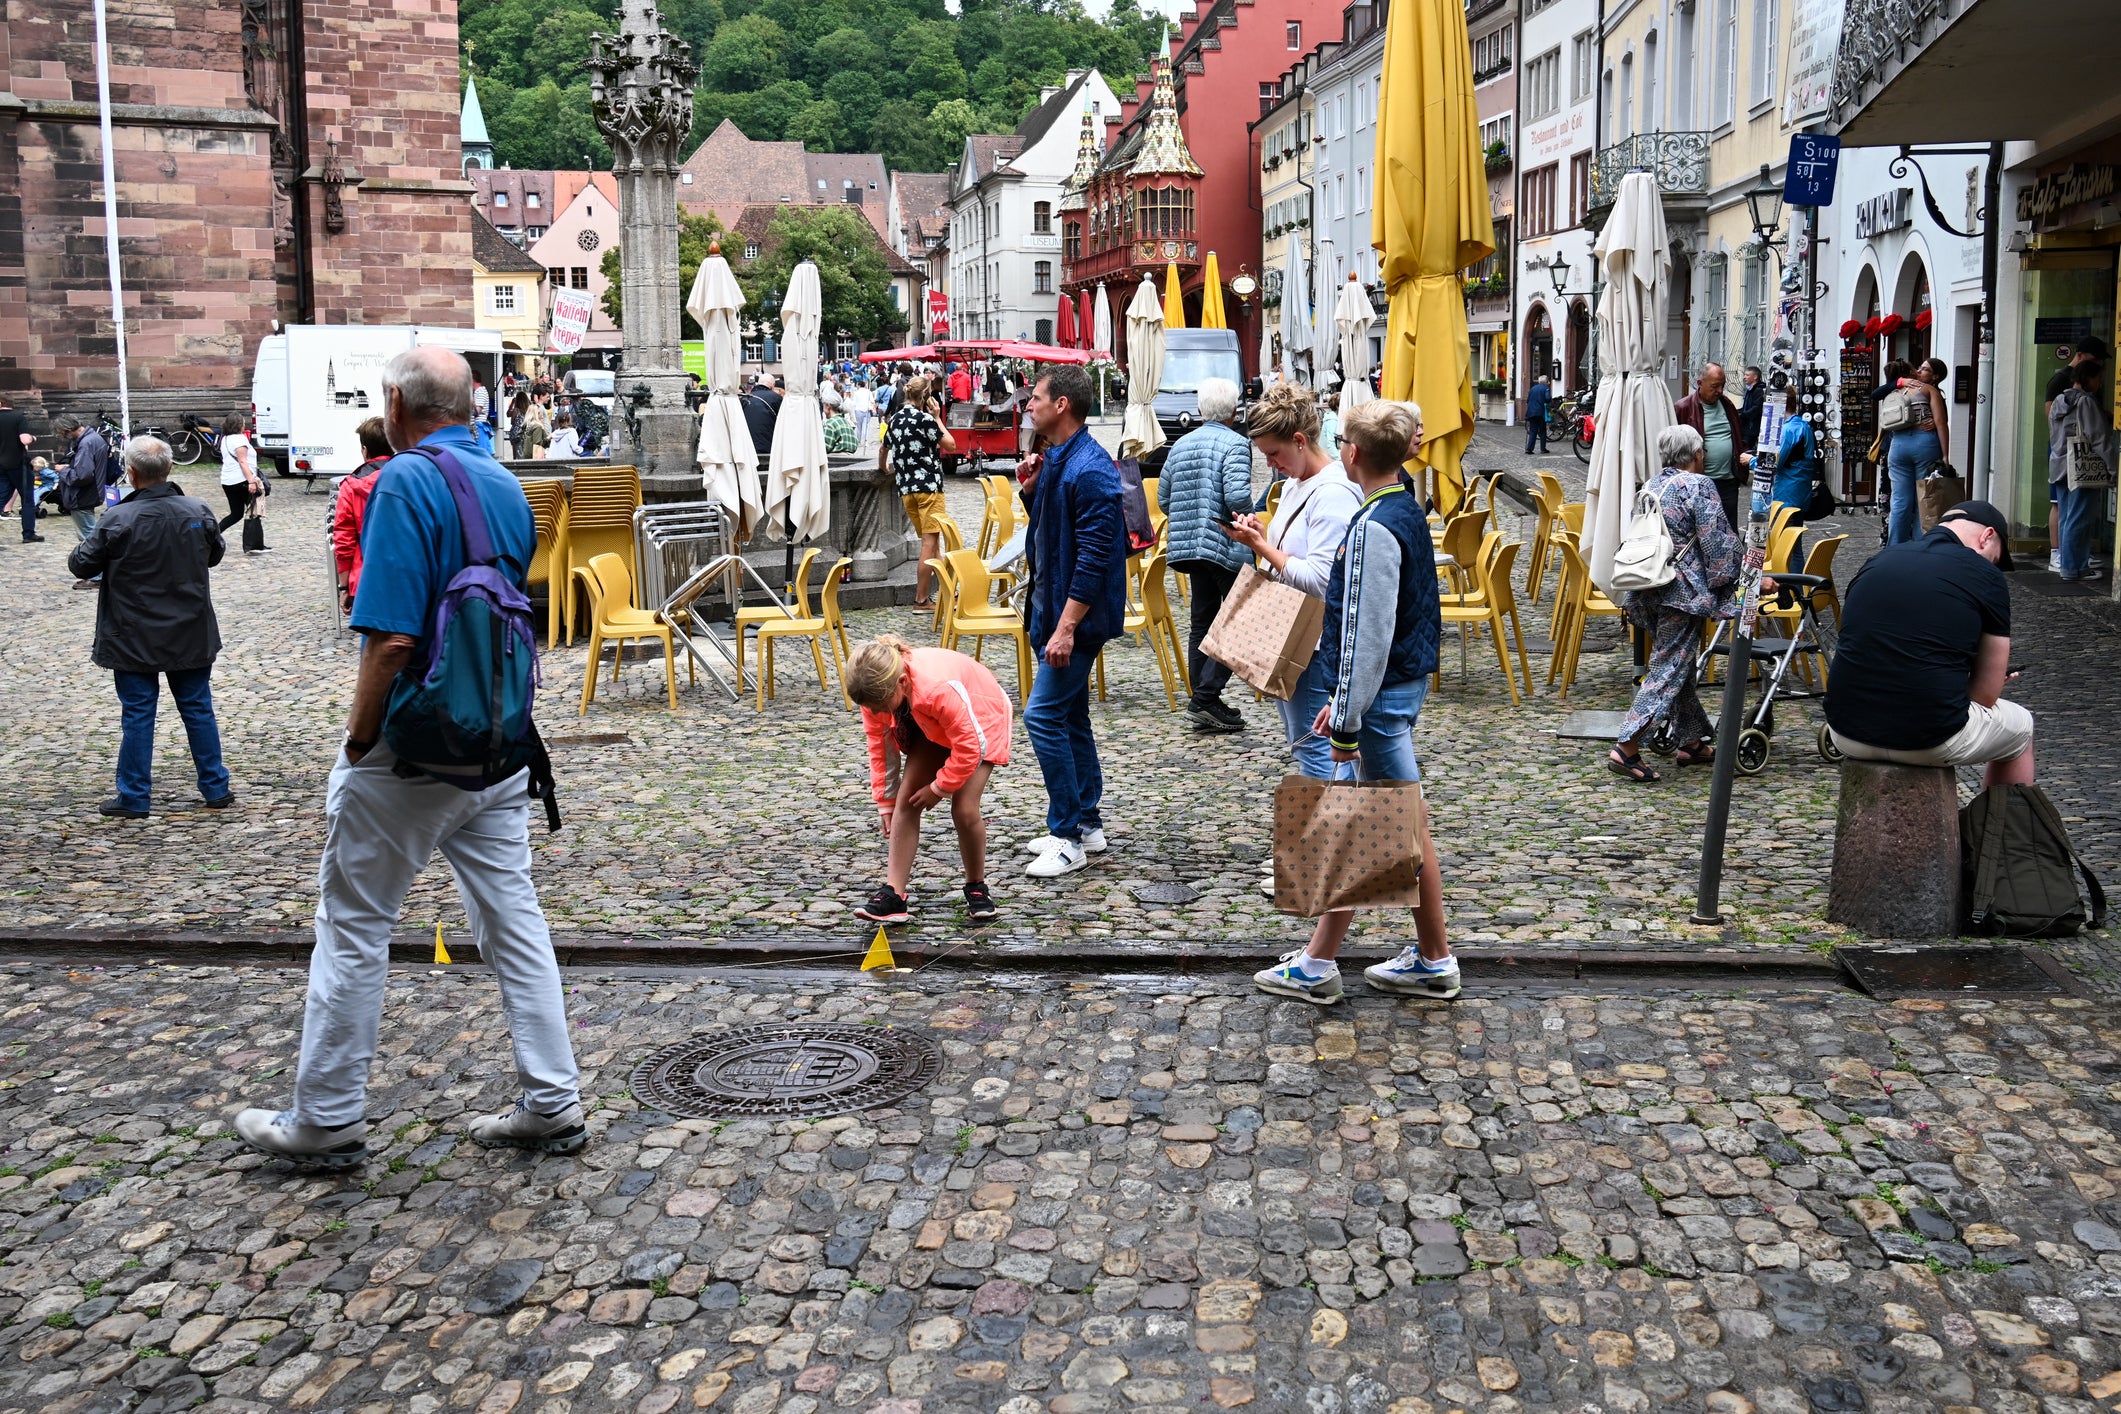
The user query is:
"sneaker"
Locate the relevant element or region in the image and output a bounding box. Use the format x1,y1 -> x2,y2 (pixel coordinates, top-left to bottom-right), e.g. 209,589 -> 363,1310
2050,550 -> 2064,574
1252,949 -> 1344,1005
21,534 -> 45,543
1023,826 -> 1106,855
854,885 -> 912,924
963,881 -> 998,922
1363,948 -> 1463,999
97,799 -> 148,819
1187,701 -> 1244,734
467,1099 -> 589,1154
201,794 -> 236,810
234,1108 -> 369,1170
1205,699 -> 1245,728
1025,839 -> 1089,878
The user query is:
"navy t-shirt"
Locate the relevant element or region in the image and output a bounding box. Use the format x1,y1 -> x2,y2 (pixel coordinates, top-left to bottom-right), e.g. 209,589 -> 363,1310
350,425 -> 534,651
1825,528 -> 2011,750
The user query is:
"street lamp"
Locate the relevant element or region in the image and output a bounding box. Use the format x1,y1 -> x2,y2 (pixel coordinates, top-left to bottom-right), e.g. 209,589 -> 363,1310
1542,252 -> 1571,296
1745,164 -> 1786,247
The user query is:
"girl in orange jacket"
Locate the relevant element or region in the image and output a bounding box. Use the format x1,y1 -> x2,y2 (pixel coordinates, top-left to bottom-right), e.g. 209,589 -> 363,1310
847,636 -> 1013,924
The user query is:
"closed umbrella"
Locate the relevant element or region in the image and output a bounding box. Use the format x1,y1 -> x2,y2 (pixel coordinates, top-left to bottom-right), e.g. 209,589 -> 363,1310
1201,251 -> 1227,330
1093,283 -> 1114,356
1056,291 -> 1078,351
1583,170 -> 1678,594
1335,276 -> 1374,410
1163,262 -> 1186,329
1372,0 -> 1493,511
1260,310 -> 1277,387
764,260 -> 829,542
1311,238 -> 1338,382
685,240 -> 762,543
1122,275 -> 1166,460
1282,231 -> 1311,386
1077,289 -> 1095,351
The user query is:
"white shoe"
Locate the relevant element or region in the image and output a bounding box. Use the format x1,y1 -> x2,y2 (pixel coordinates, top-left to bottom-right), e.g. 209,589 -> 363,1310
234,1108 -> 369,1170
1025,839 -> 1089,877
1363,947 -> 1464,999
467,1099 -> 589,1154
1252,950 -> 1345,1004
1023,827 -> 1106,855
2050,550 -> 2064,574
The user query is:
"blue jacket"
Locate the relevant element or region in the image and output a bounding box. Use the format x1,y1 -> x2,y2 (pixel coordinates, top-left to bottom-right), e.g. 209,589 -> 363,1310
1317,478 -> 1441,749
1526,382 -> 1552,421
1156,422 -> 1253,572
1025,425 -> 1127,652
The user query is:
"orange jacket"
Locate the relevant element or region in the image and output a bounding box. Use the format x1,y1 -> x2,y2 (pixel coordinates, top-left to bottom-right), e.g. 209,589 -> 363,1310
861,647 -> 1013,809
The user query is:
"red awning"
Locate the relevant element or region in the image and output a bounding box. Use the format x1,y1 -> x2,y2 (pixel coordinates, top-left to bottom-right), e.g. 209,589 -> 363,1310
858,344 -> 937,363
988,341 -> 1092,364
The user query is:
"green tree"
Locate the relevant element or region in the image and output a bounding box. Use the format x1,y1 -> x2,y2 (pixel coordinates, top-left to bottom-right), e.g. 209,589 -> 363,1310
787,99 -> 849,152
924,99 -> 983,165
821,71 -> 884,142
744,80 -> 816,141
488,79 -> 611,170
742,207 -> 908,345
599,210 -> 729,338
701,14 -> 787,91
866,99 -> 942,172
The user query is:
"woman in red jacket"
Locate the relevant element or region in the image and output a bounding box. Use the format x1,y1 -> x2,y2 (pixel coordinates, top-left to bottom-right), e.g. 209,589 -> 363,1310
848,636 -> 1013,925
330,418 -> 393,614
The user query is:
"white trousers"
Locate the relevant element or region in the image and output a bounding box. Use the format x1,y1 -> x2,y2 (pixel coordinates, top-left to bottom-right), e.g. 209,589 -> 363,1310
295,741 -> 579,1126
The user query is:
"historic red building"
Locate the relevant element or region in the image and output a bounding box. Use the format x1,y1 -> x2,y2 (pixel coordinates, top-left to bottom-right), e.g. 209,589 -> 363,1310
1062,0 -> 1347,373
0,0 -> 474,429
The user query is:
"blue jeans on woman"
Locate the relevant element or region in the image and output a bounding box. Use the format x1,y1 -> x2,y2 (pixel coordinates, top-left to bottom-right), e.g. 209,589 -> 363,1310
1277,654 -> 1335,779
114,668 -> 231,813
1885,428 -> 1942,544
2054,478 -> 2099,578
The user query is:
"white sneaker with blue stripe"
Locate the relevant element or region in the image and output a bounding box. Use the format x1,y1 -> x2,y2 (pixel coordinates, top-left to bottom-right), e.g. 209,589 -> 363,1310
1363,948 -> 1463,999
1252,950 -> 1345,1005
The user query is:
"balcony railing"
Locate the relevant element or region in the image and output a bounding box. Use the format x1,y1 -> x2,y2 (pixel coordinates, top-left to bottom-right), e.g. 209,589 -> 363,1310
1589,132 -> 1713,213
1827,0 -> 1948,128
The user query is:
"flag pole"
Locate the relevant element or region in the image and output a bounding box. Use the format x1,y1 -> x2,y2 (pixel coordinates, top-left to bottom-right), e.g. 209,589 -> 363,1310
92,0 -> 131,435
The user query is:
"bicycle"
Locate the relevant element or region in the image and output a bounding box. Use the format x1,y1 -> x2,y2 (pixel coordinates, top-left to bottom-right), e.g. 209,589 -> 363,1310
1546,395 -> 1595,464
167,413 -> 225,468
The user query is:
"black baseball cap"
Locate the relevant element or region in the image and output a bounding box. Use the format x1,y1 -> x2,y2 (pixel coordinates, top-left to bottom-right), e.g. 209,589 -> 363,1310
2079,335 -> 2107,360
1940,500 -> 2015,571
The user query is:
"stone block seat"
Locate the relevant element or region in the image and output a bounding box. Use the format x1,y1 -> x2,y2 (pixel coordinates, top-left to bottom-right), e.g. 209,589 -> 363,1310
1826,760 -> 1962,938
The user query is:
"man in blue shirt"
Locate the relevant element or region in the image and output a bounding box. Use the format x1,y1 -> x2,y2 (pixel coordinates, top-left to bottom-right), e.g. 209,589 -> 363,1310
237,346 -> 583,1170
1018,365 -> 1127,879
1524,375 -> 1552,454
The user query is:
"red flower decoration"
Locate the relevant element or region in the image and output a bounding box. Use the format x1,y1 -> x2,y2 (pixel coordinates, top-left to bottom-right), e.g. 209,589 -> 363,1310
1863,316 -> 1885,336
1914,309 -> 1933,330
1879,313 -> 1906,335
1839,319 -> 1865,339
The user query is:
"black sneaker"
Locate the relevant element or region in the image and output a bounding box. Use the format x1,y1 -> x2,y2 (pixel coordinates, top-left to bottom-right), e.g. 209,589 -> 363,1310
98,799 -> 149,819
963,881 -> 998,922
1205,699 -> 1245,728
1186,701 -> 1243,734
202,794 -> 236,810
854,885 -> 911,924
21,534 -> 45,543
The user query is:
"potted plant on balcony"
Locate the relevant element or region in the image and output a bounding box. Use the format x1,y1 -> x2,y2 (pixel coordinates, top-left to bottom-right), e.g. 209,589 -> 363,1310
1474,377 -> 1507,421
1484,140 -> 1511,175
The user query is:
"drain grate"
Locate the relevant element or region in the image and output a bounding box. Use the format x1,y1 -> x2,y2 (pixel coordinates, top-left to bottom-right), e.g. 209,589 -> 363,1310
630,1024 -> 943,1120
1837,945 -> 2086,1000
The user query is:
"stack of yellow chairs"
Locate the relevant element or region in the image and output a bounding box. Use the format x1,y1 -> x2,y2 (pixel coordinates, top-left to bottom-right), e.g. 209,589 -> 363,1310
575,551 -> 691,714
520,478 -> 567,645
1523,480 -> 1561,607
559,465 -> 641,645
1438,539 -> 1532,703
1435,508 -> 1491,596
753,557 -> 853,710
1548,535 -> 1625,700
1095,551 -> 1187,710
977,475 -> 1017,556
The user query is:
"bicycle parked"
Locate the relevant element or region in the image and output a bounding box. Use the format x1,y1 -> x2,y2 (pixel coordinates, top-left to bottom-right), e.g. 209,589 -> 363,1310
1545,392 -> 1596,464
167,412 -> 226,468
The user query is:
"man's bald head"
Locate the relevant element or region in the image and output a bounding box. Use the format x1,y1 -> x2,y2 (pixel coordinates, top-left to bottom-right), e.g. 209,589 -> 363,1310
382,346 -> 475,451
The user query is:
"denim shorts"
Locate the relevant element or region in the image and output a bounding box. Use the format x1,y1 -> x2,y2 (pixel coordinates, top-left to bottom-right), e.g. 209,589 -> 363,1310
1352,678 -> 1428,783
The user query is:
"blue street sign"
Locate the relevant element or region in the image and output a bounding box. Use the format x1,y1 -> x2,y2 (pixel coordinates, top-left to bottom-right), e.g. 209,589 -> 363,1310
1784,133 -> 1841,207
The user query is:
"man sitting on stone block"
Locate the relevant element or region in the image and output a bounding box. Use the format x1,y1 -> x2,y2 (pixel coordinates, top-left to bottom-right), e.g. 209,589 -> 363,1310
1824,499 -> 2034,787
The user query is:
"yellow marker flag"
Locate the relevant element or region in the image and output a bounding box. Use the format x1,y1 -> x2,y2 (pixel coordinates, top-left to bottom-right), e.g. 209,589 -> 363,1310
434,922 -> 453,965
861,925 -> 895,972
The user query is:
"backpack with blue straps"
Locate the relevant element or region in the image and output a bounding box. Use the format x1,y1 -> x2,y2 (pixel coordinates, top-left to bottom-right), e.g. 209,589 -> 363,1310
379,445 -> 561,830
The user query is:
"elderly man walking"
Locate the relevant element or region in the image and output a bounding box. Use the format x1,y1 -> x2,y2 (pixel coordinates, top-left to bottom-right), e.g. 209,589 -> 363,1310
67,437 -> 233,819
237,345 -> 582,1170
1157,376 -> 1255,732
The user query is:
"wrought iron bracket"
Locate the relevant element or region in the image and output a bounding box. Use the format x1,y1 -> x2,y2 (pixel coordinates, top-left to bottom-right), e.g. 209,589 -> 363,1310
1888,146 -> 1985,240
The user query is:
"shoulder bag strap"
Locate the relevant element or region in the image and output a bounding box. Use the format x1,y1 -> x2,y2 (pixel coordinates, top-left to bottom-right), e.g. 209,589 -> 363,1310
397,445 -> 498,568
2023,785 -> 2107,929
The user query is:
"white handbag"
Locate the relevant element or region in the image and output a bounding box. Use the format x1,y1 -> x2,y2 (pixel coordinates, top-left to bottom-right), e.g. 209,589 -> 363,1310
2066,433 -> 2115,492
1608,483 -> 1679,594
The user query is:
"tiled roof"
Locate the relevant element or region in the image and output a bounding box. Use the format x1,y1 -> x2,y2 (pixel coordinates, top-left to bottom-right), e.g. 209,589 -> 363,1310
967,134 -> 1027,181
472,212 -> 545,273
678,119 -> 810,205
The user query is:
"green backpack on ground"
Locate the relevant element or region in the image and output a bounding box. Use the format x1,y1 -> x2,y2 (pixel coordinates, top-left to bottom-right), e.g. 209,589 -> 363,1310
1960,783 -> 2106,937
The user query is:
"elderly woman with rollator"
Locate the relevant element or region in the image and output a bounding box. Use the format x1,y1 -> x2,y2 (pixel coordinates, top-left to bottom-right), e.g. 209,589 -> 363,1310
1607,423 -> 1757,784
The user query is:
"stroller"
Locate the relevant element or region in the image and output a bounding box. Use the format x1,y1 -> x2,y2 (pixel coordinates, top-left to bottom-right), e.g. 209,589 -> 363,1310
1645,571 -> 1839,776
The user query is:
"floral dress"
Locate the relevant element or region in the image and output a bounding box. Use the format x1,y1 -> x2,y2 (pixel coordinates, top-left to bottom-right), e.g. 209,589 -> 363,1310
1616,466 -> 1742,746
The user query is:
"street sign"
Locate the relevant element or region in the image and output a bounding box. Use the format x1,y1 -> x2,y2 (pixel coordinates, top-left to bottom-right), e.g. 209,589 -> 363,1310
1784,134 -> 1841,207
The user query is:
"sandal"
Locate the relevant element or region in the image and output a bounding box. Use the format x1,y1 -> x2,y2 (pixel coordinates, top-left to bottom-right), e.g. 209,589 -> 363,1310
1606,749 -> 1661,784
1674,742 -> 1715,766
910,598 -> 936,610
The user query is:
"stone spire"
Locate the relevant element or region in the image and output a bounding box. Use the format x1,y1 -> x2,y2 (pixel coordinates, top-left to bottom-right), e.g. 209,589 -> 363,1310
1059,108 -> 1102,212
1131,56 -> 1202,178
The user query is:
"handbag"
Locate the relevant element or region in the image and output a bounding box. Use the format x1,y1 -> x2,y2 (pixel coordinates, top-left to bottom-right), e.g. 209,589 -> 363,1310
241,501 -> 268,553
1916,462 -> 1966,532
1200,564 -> 1325,700
2065,434 -> 2115,491
1607,482 -> 1678,593
1805,478 -> 1837,521
1272,770 -> 1426,915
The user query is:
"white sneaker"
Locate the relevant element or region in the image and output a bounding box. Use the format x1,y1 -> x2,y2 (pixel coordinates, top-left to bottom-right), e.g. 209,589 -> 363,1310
234,1108 -> 369,1170
1025,839 -> 1089,877
468,1099 -> 589,1153
1023,827 -> 1106,855
2050,550 -> 2064,574
1363,947 -> 1464,999
1252,949 -> 1345,1005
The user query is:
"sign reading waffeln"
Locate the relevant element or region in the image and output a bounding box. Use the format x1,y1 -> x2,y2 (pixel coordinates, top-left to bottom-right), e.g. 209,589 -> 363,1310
548,289 -> 596,355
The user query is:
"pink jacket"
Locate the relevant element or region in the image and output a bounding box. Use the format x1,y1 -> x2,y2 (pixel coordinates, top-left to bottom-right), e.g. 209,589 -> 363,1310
861,647 -> 1013,808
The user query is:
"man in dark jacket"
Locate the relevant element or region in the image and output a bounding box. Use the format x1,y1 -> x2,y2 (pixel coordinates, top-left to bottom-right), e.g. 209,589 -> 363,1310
1019,364 -> 1127,880
67,436 -> 231,818
55,419 -> 113,543
1738,365 -> 1766,453
742,374 -> 783,460
1524,376 -> 1552,454
1672,363 -> 1752,533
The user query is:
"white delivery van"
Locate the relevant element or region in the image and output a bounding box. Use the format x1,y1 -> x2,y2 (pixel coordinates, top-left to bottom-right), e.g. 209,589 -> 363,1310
250,325 -> 505,477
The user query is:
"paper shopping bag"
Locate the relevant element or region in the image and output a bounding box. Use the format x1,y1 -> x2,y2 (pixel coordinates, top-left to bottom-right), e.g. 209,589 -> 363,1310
1916,470 -> 1966,532
1200,564 -> 1324,701
1272,774 -> 1425,915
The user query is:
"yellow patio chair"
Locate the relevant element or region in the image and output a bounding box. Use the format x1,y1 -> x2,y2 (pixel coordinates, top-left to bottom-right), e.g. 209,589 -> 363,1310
1439,540 -> 1531,703
755,557 -> 853,710
1524,482 -> 1559,607
1435,510 -> 1491,596
1550,537 -> 1624,700
576,552 -> 689,714
734,546 -> 822,692
1560,501 -> 1585,537
940,550 -> 1033,699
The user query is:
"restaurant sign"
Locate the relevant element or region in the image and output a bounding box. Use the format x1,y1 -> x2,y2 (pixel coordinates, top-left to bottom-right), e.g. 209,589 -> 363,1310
2016,164 -> 2120,230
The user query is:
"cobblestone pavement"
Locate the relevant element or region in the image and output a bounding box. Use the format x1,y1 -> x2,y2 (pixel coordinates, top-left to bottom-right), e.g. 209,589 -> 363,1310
0,445 -> 2109,969
2,962 -> 2120,1414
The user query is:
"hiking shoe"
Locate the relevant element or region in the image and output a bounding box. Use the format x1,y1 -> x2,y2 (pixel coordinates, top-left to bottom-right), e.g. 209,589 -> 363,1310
1025,838 -> 1089,878
1363,948 -> 1463,999
1204,699 -> 1245,728
1253,950 -> 1344,1005
854,885 -> 912,924
202,794 -> 236,810
1023,826 -> 1106,855
98,799 -> 148,819
468,1099 -> 589,1154
235,1108 -> 369,1170
963,881 -> 999,922
1187,701 -> 1244,734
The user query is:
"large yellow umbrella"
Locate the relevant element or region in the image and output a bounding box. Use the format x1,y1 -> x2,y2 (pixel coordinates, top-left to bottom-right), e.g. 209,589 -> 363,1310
1372,0 -> 1492,514
1163,262 -> 1187,329
1200,251 -> 1227,329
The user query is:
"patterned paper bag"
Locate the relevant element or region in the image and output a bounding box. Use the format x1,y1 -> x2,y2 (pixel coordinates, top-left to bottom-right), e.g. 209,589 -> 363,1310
1272,775 -> 1425,915
1200,564 -> 1325,700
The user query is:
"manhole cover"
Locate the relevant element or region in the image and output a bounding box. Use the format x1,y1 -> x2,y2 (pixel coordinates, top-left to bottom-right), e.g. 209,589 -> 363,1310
630,1024 -> 943,1120
1837,945 -> 2086,999
1133,882 -> 1200,905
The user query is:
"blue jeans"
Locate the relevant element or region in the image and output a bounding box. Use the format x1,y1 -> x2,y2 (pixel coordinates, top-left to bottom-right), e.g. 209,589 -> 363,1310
2055,478 -> 2099,577
5,466 -> 36,538
1352,678 -> 1429,783
1023,648 -> 1103,842
1277,652 -> 1336,780
1885,428 -> 1941,544
115,668 -> 231,812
